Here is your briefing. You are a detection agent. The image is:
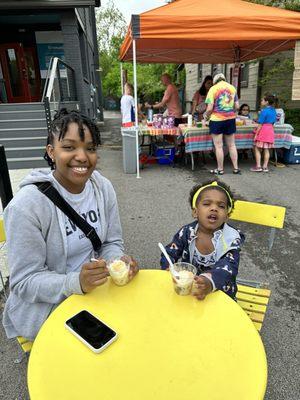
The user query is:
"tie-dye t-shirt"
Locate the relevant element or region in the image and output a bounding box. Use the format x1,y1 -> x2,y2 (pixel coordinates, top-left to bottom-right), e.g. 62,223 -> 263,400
205,81 -> 238,121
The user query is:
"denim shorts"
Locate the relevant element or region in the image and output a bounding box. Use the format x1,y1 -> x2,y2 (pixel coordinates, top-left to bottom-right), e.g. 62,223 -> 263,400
209,118 -> 236,135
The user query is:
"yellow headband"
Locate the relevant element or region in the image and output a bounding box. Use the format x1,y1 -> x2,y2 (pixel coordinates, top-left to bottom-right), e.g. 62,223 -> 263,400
192,181 -> 233,212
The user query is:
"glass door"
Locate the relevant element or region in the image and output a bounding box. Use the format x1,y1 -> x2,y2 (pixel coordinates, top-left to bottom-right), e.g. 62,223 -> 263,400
0,43 -> 33,103
0,59 -> 8,103
24,47 -> 41,102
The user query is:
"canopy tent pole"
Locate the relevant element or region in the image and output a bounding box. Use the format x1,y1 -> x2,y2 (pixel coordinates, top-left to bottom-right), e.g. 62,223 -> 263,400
234,46 -> 241,63
120,63 -> 124,94
132,39 -> 140,178
232,46 -> 241,94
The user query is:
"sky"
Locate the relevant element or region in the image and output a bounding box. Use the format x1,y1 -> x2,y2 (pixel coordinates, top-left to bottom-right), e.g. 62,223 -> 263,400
101,0 -> 167,23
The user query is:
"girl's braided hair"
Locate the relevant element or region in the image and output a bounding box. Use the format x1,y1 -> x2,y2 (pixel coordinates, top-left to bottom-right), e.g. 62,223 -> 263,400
44,108 -> 101,169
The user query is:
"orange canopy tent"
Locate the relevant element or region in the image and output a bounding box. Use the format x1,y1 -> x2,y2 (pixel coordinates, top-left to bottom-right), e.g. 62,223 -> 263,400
120,0 -> 300,178
120,0 -> 300,64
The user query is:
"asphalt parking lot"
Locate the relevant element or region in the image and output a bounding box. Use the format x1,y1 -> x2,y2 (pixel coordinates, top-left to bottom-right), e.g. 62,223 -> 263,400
1,117 -> 299,399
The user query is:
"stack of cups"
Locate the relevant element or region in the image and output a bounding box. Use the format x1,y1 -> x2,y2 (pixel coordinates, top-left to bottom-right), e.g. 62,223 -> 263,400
171,262 -> 197,295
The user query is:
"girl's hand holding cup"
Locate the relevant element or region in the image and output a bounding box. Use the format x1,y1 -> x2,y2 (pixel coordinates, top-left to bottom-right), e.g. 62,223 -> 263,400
192,275 -> 213,300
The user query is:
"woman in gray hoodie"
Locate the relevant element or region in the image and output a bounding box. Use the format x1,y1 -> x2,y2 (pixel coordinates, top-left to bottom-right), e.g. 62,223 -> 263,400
2,109 -> 138,340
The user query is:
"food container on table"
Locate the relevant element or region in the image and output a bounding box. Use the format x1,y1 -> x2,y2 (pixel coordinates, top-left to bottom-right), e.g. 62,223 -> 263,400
153,113 -> 163,128
236,118 -> 245,126
162,116 -> 175,128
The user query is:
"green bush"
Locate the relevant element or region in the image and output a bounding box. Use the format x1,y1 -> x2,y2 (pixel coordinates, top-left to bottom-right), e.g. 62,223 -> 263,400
285,109 -> 300,137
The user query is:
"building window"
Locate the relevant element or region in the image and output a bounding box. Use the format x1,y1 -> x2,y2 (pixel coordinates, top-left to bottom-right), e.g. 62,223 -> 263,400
197,64 -> 202,83
240,63 -> 249,88
211,64 -> 219,76
79,29 -> 88,80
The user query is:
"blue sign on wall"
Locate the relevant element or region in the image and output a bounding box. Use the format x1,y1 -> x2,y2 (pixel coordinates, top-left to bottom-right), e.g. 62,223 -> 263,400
37,43 -> 65,70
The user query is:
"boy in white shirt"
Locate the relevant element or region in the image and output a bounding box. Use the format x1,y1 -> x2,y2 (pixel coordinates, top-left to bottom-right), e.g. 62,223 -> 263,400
121,83 -> 135,127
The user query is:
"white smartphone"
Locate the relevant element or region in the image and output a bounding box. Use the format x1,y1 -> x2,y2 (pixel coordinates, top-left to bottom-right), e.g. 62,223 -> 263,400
65,310 -> 118,353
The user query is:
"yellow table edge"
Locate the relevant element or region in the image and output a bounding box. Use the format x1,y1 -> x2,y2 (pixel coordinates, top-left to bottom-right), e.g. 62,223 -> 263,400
27,270 -> 268,400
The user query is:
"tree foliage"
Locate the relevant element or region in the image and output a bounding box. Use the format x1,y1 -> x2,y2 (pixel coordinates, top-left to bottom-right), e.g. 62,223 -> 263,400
247,0 -> 299,106
259,58 -> 294,105
245,0 -> 300,11
96,1 -> 184,101
96,3 -> 127,54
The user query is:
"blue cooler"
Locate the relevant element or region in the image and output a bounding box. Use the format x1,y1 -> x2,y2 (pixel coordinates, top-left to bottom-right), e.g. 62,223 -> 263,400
154,144 -> 175,165
283,135 -> 300,164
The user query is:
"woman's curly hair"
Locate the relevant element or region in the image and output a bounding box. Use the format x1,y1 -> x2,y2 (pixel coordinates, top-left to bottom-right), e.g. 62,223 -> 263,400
44,108 -> 101,169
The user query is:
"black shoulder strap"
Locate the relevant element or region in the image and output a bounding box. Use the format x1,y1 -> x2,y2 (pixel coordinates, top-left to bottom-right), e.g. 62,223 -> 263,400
34,182 -> 102,252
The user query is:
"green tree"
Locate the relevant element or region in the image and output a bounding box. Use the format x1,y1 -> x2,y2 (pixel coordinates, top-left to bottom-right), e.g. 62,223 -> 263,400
96,2 -> 127,54
96,2 -> 184,102
245,0 -> 300,11
96,2 -> 126,100
247,0 -> 300,133
246,0 -> 299,104
125,63 -> 184,104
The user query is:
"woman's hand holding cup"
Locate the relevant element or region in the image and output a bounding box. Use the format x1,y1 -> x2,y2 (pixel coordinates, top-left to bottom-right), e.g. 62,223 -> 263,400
125,255 -> 139,281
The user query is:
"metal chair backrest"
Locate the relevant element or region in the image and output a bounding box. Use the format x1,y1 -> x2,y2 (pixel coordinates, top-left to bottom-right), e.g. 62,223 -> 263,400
230,200 -> 286,259
229,200 -> 286,332
230,200 -> 286,229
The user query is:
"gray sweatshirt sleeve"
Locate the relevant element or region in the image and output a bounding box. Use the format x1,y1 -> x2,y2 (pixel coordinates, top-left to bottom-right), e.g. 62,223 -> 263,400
98,181 -> 124,261
4,205 -> 83,305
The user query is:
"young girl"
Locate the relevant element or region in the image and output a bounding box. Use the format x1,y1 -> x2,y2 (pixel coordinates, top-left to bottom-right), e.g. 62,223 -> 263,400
238,103 -> 251,119
251,94 -> 277,173
160,180 -> 244,300
121,82 -> 135,127
274,96 -> 285,125
2,109 -> 138,340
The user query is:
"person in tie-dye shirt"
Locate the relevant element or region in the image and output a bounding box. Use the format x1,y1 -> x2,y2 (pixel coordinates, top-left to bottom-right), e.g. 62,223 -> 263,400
205,73 -> 240,175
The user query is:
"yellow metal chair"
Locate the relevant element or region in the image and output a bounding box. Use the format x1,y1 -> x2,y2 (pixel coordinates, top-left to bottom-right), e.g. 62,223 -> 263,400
0,218 -> 33,353
0,219 -> 7,299
229,200 -> 286,332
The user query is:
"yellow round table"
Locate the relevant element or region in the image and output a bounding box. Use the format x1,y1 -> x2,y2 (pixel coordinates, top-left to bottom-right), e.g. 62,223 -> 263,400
28,270 -> 267,400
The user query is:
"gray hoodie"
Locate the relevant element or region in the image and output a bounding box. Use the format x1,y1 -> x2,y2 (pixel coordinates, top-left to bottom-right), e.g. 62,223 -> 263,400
2,169 -> 124,340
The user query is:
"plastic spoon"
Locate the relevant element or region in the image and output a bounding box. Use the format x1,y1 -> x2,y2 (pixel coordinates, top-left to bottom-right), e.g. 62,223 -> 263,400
158,242 -> 179,279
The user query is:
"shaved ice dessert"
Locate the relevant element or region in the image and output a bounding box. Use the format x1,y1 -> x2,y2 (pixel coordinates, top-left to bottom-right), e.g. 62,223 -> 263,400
108,259 -> 130,286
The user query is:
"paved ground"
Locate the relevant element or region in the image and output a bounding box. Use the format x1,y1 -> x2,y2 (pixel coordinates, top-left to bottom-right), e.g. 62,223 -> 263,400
1,112 -> 299,399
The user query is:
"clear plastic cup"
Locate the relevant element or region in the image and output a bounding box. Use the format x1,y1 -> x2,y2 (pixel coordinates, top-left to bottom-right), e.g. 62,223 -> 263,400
107,256 -> 130,286
171,262 -> 197,295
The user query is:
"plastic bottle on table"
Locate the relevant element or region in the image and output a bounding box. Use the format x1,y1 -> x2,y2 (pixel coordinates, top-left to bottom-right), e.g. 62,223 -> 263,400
147,108 -> 153,122
193,112 -> 199,125
201,112 -> 207,128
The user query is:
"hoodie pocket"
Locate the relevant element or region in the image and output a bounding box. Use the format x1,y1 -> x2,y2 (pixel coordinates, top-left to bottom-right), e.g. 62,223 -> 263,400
7,295 -> 52,340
